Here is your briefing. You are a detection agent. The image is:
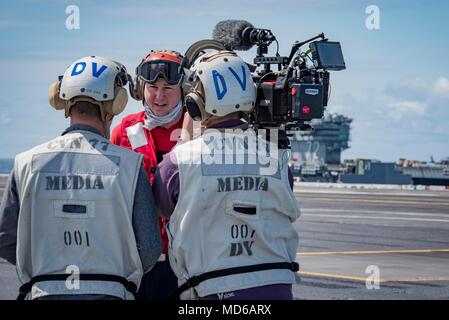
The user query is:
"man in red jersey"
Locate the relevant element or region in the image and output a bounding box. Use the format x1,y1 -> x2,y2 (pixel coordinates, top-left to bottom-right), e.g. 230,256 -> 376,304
110,49 -> 192,300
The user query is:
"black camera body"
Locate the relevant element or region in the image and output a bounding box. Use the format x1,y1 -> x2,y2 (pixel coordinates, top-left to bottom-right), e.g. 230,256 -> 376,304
186,21 -> 347,147
254,81 -> 325,124
249,33 -> 346,131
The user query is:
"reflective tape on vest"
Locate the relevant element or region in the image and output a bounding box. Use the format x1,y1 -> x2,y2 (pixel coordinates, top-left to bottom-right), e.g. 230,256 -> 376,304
125,122 -> 148,150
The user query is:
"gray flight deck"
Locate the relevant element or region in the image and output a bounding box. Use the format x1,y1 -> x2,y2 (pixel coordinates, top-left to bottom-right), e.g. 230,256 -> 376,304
293,184 -> 449,299
1,176 -> 449,300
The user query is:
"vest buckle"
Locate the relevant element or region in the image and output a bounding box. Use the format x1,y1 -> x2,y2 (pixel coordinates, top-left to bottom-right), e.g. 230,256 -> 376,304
186,276 -> 200,288
19,283 -> 32,295
126,281 -> 137,293
291,262 -> 300,272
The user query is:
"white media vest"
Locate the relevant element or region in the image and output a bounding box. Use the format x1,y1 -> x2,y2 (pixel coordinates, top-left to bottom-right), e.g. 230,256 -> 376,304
13,129 -> 144,299
168,130 -> 300,299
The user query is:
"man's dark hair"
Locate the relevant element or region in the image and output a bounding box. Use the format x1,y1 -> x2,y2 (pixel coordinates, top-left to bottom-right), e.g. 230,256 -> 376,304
70,101 -> 102,121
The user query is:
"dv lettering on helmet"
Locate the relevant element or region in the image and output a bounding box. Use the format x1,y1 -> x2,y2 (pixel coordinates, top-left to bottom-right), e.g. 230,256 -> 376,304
70,61 -> 108,78
212,65 -> 248,100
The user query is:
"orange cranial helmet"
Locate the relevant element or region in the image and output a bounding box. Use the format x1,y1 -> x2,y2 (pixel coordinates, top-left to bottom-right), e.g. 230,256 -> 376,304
130,50 -> 185,101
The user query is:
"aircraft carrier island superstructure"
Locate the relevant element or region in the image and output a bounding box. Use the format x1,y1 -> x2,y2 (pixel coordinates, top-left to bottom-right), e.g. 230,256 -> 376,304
289,113 -> 449,186
290,113 -> 352,182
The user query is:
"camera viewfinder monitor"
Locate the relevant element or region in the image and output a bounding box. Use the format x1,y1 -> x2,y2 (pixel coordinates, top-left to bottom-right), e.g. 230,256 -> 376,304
310,41 -> 346,71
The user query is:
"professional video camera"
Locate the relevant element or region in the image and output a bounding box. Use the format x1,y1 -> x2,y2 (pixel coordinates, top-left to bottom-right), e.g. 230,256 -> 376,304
212,20 -> 346,133
182,20 -> 346,148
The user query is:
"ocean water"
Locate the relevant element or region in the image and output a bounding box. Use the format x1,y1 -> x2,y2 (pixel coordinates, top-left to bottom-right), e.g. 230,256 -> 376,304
0,159 -> 13,174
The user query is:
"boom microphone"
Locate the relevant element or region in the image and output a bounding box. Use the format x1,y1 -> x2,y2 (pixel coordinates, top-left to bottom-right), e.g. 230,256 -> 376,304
212,20 -> 255,51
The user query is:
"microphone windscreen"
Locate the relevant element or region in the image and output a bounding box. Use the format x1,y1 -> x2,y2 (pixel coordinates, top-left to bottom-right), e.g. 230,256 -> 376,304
213,19 -> 254,51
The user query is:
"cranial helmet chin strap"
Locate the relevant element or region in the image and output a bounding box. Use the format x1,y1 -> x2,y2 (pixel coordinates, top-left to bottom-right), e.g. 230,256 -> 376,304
201,113 -> 217,127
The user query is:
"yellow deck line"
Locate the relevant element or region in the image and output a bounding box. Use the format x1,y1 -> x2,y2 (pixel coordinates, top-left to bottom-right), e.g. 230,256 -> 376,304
301,196 -> 449,206
298,271 -> 449,283
299,271 -> 367,281
297,248 -> 449,256
382,277 -> 449,283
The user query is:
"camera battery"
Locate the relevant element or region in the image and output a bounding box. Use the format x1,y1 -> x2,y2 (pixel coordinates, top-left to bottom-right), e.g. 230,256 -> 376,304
291,83 -> 324,121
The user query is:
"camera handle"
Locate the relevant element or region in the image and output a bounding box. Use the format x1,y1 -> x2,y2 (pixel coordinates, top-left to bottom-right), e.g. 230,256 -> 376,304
288,33 -> 327,62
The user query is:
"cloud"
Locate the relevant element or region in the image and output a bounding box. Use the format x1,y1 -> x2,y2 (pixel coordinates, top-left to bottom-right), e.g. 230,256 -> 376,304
385,76 -> 449,101
380,75 -> 449,122
432,76 -> 449,98
387,100 -> 427,119
0,8 -> 50,29
330,75 -> 449,161
0,20 -> 45,28
98,0 -> 330,19
0,98 -> 13,125
101,3 -> 243,18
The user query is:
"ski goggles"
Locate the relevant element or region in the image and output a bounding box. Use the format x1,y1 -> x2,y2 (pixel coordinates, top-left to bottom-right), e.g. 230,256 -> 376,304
136,59 -> 184,85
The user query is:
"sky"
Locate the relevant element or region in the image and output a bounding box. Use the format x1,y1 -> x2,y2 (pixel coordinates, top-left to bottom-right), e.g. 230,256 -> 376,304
0,0 -> 448,162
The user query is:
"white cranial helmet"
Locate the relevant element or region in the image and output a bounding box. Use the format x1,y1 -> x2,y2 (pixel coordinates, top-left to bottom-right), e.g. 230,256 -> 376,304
48,56 -> 129,120
185,50 -> 256,124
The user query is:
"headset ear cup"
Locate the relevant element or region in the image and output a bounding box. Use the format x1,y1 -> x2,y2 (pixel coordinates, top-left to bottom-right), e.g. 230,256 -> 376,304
48,81 -> 66,110
185,92 -> 203,121
136,77 -> 144,101
129,76 -> 144,101
111,87 -> 128,115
